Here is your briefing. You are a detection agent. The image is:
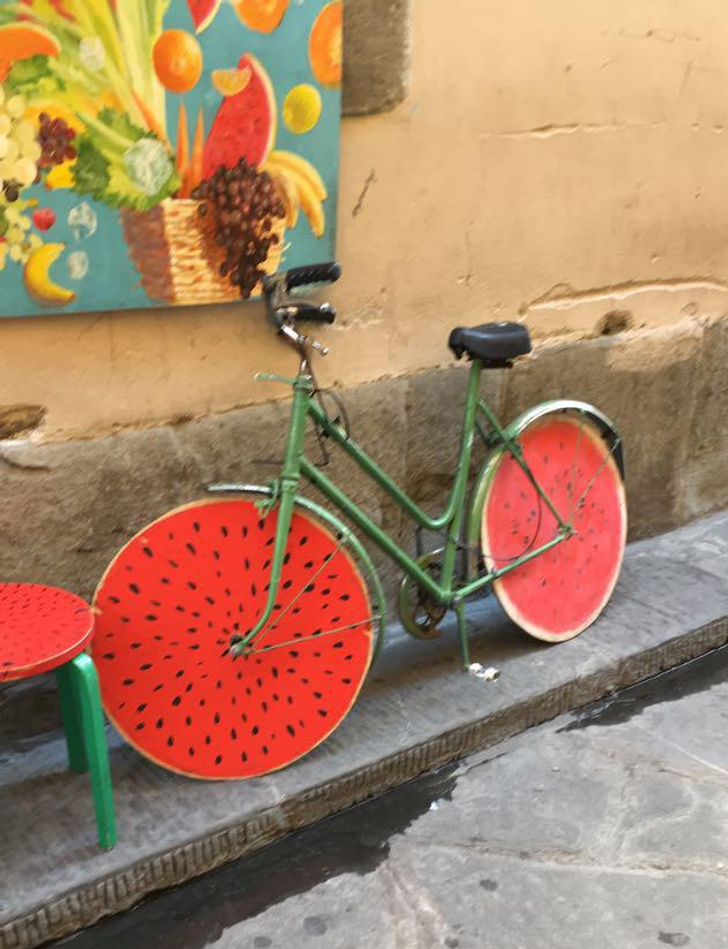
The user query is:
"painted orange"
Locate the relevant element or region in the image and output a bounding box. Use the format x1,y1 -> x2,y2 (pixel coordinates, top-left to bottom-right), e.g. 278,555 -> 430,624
152,29 -> 203,95
308,2 -> 342,87
0,23 -> 60,81
234,0 -> 289,34
211,66 -> 251,97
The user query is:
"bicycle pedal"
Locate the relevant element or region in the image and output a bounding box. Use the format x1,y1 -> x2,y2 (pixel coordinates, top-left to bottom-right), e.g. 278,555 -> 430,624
467,663 -> 500,681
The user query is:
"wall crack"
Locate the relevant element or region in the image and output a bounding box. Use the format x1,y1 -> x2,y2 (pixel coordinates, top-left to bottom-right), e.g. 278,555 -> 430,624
480,121 -> 667,141
521,278 -> 728,315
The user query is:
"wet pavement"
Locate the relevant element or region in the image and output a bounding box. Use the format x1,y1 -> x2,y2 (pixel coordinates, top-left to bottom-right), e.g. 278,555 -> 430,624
50,645 -> 728,949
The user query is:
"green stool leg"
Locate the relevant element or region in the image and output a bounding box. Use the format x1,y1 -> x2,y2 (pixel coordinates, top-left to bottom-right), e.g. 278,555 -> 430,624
56,664 -> 87,772
67,653 -> 117,850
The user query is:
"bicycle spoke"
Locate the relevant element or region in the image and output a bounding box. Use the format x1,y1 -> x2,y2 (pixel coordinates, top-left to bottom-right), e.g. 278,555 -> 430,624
251,535 -> 348,649
252,616 -> 381,654
568,433 -> 623,527
567,410 -> 585,511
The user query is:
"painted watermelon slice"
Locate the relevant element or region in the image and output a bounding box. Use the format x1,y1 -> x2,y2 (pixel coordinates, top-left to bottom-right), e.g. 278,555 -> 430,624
203,53 -> 277,175
187,0 -> 221,33
481,413 -> 626,642
93,500 -> 374,779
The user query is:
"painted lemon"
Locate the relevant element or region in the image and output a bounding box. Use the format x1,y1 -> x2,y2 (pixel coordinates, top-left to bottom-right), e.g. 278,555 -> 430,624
282,84 -> 322,134
24,243 -> 75,308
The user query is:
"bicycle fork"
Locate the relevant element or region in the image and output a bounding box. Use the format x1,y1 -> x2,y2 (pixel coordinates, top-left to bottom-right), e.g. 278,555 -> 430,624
231,377 -> 312,656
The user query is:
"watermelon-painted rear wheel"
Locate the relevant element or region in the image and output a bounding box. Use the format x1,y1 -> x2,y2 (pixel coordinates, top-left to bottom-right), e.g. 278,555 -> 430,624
94,499 -> 375,779
481,412 -> 626,642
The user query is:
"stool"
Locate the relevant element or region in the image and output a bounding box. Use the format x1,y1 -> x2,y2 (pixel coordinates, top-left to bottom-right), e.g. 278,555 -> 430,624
0,583 -> 116,850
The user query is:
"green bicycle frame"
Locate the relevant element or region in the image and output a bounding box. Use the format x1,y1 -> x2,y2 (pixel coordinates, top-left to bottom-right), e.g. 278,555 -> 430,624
228,359 -> 581,654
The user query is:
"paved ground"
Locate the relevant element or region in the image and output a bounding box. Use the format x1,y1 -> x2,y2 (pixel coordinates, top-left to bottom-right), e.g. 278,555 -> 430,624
3,510 -> 728,947
52,644 -> 728,949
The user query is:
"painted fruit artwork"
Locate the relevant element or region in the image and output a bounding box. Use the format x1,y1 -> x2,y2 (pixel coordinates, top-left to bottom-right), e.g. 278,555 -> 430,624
0,0 -> 342,315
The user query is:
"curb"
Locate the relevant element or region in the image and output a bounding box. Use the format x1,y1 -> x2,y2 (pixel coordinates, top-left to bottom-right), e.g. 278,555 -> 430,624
4,610 -> 728,949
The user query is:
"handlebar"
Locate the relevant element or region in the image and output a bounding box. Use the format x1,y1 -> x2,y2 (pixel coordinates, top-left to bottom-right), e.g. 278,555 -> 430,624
285,261 -> 342,291
262,262 -> 341,329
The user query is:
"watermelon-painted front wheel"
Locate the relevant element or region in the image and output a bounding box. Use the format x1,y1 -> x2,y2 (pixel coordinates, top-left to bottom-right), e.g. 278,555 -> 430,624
94,499 -> 376,780
481,412 -> 626,642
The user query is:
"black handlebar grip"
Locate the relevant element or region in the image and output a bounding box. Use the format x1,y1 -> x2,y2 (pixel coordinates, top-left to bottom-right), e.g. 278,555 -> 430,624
286,261 -> 342,290
293,302 -> 337,324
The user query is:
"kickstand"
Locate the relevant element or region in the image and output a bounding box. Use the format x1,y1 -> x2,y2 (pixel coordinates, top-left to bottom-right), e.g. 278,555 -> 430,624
454,603 -> 471,670
456,603 -> 501,681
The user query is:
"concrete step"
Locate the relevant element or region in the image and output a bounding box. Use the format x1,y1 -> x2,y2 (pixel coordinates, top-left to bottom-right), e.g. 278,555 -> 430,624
2,510 -> 728,949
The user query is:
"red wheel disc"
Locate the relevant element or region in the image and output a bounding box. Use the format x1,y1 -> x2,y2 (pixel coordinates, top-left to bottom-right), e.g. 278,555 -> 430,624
0,583 -> 93,682
94,500 -> 374,779
481,415 -> 626,642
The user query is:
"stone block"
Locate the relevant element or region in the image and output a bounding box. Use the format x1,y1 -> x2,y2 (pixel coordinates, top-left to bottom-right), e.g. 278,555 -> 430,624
343,0 -> 411,115
676,318 -> 728,523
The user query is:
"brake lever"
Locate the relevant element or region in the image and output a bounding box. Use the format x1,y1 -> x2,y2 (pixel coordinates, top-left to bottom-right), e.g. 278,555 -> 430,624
308,337 -> 330,356
278,322 -> 329,356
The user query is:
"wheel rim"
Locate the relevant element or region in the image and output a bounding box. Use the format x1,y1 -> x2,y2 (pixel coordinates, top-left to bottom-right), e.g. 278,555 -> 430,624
94,499 -> 374,779
481,414 -> 627,642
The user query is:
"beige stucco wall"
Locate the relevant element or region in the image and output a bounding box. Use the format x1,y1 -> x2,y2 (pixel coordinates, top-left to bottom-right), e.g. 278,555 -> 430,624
2,0 -> 728,440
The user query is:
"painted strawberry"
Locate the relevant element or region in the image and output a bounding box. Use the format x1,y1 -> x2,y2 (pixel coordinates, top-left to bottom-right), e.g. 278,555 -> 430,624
32,208 -> 56,232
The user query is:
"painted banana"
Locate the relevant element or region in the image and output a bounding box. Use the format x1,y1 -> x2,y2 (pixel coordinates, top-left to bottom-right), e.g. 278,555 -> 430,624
23,243 -> 75,308
267,150 -> 327,201
266,167 -> 300,229
263,150 -> 326,238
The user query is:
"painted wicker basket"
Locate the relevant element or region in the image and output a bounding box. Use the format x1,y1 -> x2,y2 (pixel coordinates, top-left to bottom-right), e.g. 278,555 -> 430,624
120,198 -> 286,305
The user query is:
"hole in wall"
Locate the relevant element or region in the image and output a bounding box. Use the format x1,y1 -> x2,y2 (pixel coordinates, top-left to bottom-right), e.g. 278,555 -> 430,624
0,404 -> 46,440
596,310 -> 634,337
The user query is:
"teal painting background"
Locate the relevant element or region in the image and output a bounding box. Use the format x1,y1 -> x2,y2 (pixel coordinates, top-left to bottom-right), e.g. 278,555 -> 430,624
0,0 -> 340,317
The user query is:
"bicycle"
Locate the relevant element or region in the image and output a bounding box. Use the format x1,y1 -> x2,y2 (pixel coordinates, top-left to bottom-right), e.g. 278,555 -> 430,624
93,262 -> 627,781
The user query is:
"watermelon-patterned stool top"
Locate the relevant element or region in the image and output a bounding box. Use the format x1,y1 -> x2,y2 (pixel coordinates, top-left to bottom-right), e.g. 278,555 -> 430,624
0,583 -> 94,682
